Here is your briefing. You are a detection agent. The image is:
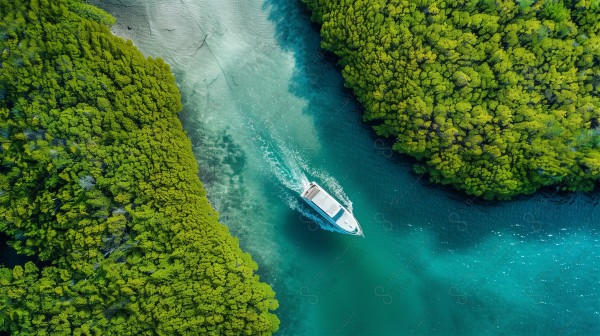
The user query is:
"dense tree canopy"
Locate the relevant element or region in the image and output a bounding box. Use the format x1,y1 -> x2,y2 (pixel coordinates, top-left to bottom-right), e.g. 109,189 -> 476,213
303,0 -> 600,199
0,0 -> 279,334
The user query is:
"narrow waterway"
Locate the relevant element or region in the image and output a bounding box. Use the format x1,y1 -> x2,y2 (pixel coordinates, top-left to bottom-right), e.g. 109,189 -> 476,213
93,1 -> 600,334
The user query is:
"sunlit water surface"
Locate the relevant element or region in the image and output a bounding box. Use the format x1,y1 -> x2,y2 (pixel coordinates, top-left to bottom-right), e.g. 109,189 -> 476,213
91,1 -> 600,334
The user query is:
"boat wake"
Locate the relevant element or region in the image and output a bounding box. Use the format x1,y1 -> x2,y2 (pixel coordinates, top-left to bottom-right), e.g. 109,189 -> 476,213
242,116 -> 308,191
242,116 -> 355,233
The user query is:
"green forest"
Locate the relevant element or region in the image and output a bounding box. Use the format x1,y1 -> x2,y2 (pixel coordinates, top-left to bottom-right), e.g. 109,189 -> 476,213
0,0 -> 279,334
303,0 -> 600,199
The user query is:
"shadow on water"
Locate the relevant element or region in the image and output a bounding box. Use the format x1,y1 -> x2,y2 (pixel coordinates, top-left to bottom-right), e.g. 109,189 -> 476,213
262,0 -> 358,126
262,0 -> 600,252
282,207 -> 346,256
0,233 -> 35,268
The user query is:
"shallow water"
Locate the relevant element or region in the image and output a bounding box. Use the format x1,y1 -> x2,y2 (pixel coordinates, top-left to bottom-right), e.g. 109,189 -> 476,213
92,1 -> 600,334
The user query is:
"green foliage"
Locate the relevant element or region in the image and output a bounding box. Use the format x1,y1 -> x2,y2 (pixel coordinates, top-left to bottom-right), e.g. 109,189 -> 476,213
0,0 -> 279,334
303,0 -> 600,199
67,0 -> 116,27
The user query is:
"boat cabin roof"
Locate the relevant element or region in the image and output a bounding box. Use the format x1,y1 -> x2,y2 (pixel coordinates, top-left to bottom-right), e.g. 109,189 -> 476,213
304,185 -> 342,218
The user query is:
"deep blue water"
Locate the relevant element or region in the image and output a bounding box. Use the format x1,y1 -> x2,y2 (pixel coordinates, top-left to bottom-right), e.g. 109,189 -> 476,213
85,0 -> 600,334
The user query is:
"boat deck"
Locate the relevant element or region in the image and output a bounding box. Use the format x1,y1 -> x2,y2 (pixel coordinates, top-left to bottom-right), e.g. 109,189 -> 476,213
302,182 -> 362,235
306,186 -> 342,218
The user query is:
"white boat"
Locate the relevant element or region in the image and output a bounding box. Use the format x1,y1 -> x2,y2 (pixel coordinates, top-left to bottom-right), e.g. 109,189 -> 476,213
301,181 -> 363,236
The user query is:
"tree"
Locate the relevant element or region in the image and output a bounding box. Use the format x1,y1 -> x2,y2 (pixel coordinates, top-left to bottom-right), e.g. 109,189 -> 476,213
302,0 -> 600,199
0,0 -> 279,334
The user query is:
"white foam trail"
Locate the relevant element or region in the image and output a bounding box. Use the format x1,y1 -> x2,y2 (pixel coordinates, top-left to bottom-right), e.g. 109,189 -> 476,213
247,117 -> 354,213
242,115 -> 308,191
241,113 -> 356,235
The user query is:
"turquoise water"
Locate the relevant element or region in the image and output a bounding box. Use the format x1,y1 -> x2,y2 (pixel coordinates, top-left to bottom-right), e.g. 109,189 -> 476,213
92,1 -> 600,334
